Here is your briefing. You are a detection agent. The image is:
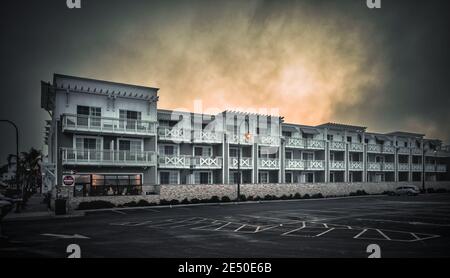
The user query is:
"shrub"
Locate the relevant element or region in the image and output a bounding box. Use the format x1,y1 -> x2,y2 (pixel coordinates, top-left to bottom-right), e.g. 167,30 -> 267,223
191,198 -> 200,204
77,200 -> 115,210
137,200 -> 152,207
123,201 -> 138,207
169,199 -> 179,205
280,195 -> 289,200
294,193 -> 302,199
247,196 -> 254,201
435,188 -> 448,194
159,199 -> 170,205
264,195 -> 274,200
303,194 -> 310,199
288,194 -> 294,199
427,188 -> 436,194
311,193 -> 324,199
210,196 -> 220,203
254,196 -> 262,201
221,196 -> 231,202
180,198 -> 190,205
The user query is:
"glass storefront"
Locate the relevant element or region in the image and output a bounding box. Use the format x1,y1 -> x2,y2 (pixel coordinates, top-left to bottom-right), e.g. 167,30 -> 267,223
73,174 -> 142,197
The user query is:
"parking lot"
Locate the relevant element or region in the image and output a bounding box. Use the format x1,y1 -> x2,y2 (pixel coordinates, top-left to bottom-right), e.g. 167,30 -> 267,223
1,193 -> 450,257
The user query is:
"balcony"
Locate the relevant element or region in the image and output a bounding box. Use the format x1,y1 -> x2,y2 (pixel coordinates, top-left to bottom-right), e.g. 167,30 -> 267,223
398,147 -> 410,155
158,127 -> 191,142
158,155 -> 191,169
61,148 -> 156,167
285,137 -> 305,149
398,163 -> 410,171
330,141 -> 346,151
228,133 -> 253,145
258,158 -> 280,169
411,164 -> 423,171
258,135 -> 280,146
285,159 -> 305,170
367,162 -> 394,171
425,164 -> 436,172
192,156 -> 222,169
367,144 -> 382,153
349,143 -> 364,152
437,164 -> 447,173
305,139 -> 326,150
193,130 -> 223,144
411,148 -> 423,155
425,164 -> 448,172
382,145 -> 395,154
304,160 -> 325,171
329,160 -> 345,170
349,161 -> 363,171
62,114 -> 157,136
229,157 -> 253,169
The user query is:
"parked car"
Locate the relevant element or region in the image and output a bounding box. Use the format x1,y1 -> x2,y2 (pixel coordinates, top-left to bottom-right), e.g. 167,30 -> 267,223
393,185 -> 420,196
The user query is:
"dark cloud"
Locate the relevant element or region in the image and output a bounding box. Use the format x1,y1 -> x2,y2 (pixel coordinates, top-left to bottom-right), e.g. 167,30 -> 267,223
0,0 -> 449,164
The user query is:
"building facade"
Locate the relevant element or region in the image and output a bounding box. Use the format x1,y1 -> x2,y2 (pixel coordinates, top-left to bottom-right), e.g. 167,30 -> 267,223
41,74 -> 450,197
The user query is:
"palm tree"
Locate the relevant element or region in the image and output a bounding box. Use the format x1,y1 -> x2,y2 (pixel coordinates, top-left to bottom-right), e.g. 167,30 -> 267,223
19,148 -> 42,195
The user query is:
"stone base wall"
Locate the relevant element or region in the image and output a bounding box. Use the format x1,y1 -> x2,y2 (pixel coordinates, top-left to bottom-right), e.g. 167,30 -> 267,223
58,181 -> 450,210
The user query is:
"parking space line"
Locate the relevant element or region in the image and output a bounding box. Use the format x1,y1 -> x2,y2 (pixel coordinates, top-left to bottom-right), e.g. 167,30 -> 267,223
353,229 -> 368,239
170,218 -> 208,228
215,222 -> 232,231
234,225 -> 246,232
315,228 -> 335,237
282,221 -> 306,236
376,229 -> 391,240
112,210 -> 127,215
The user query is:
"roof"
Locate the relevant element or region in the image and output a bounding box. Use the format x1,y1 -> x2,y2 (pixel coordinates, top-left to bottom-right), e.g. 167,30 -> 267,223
386,131 -> 425,138
316,122 -> 367,132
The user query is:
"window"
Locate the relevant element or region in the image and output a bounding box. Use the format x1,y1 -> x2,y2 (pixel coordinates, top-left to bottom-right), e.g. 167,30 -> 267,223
285,151 -> 293,160
194,171 -> 212,184
306,173 -> 314,183
365,139 -> 369,144
282,131 -> 292,137
302,152 -> 314,161
119,140 -> 142,152
160,171 -> 178,185
75,174 -> 142,197
120,110 -> 142,130
259,172 -> 269,184
229,148 -> 238,158
285,172 -> 293,183
327,135 -> 334,141
194,146 -> 212,157
347,136 -> 352,143
77,106 -> 101,127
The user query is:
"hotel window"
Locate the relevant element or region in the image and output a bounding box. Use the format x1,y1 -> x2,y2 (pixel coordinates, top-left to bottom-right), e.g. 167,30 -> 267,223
160,171 -> 178,185
120,110 -> 142,130
229,148 -> 238,158
74,137 -> 102,160
194,172 -> 212,184
347,136 -> 352,143
282,131 -> 292,138
194,146 -> 212,157
118,139 -> 143,161
302,152 -> 314,161
285,172 -> 293,183
327,135 -> 334,141
77,106 -> 101,127
259,172 -> 269,184
159,145 -> 177,156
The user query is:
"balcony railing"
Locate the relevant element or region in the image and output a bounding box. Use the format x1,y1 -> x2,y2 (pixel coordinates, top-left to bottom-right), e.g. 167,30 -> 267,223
349,161 -> 363,171
285,159 -> 305,170
330,141 -> 346,151
258,135 -> 280,146
192,156 -> 222,169
193,130 -> 223,144
62,114 -> 157,136
228,134 -> 253,145
329,160 -> 345,170
158,155 -> 191,168
306,139 -> 325,150
425,164 -> 448,172
305,160 -> 325,171
229,157 -> 253,169
437,164 -> 447,172
425,164 -> 436,172
411,148 -> 423,155
412,164 -> 423,171
398,147 -> 410,155
398,163 -> 410,171
349,143 -> 364,152
367,144 -> 382,153
158,127 -> 191,142
258,158 -> 280,169
61,148 -> 156,166
285,137 -> 305,149
284,159 -> 325,171
367,162 -> 395,171
382,145 -> 395,154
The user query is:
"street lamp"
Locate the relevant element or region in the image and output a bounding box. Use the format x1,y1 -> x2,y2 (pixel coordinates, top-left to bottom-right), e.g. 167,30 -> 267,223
236,119 -> 251,202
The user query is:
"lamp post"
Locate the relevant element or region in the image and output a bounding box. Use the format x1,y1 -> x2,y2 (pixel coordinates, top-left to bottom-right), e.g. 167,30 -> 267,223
0,120 -> 19,192
236,119 -> 251,202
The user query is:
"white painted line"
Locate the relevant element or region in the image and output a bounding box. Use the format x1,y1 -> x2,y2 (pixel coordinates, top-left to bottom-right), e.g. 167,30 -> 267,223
281,222 -> 306,236
256,225 -> 280,232
376,229 -> 391,240
215,222 -> 232,231
111,210 -> 127,215
353,229 -> 368,239
129,220 -> 153,226
411,233 -> 421,240
323,224 -> 328,228
234,225 -> 246,232
170,218 -> 208,228
315,228 -> 336,237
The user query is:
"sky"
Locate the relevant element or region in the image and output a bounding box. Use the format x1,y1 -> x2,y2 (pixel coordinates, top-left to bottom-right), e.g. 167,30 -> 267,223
0,0 -> 449,163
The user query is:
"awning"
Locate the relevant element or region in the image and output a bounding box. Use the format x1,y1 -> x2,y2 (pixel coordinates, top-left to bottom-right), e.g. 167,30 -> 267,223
301,127 -> 320,135
375,135 -> 392,141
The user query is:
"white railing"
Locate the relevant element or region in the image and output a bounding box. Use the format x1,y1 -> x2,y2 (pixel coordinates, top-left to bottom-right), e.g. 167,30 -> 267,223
229,157 -> 253,169
306,139 -> 325,150
330,141 -> 346,151
192,156 -> 222,169
329,160 -> 345,170
411,148 -> 423,155
383,162 -> 395,171
228,133 -> 253,145
349,143 -> 364,152
368,162 -> 382,171
382,145 -> 395,154
62,114 -> 157,136
158,155 -> 191,168
437,164 -> 447,172
285,159 -> 305,170
258,158 -> 280,169
258,135 -> 280,146
398,163 -> 410,171
305,160 -> 325,171
285,137 -> 305,149
158,127 -> 191,142
398,147 -> 410,154
411,164 -> 422,171
62,148 -> 156,166
193,130 -> 222,144
367,144 -> 382,153
349,161 -> 363,171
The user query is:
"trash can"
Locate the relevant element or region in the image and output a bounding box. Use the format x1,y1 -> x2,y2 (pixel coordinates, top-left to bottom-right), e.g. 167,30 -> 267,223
55,198 -> 67,215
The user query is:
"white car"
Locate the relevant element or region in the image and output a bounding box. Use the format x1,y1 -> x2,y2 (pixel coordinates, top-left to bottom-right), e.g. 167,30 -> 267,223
394,185 -> 420,196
